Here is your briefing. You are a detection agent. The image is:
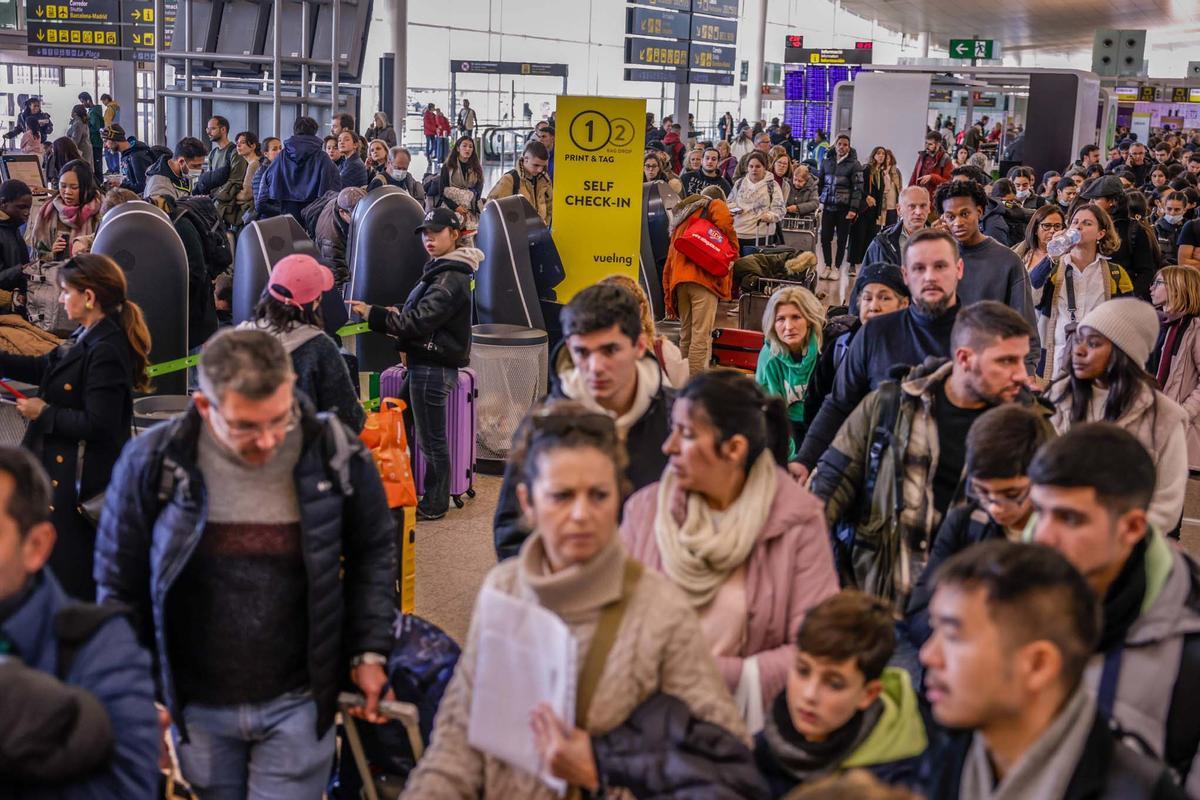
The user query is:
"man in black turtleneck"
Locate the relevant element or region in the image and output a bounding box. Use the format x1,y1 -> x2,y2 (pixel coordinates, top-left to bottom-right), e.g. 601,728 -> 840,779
795,228 -> 963,478
1030,424 -> 1200,797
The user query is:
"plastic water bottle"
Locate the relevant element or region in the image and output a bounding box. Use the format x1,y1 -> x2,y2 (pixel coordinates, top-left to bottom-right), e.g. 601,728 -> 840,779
1047,228 -> 1081,259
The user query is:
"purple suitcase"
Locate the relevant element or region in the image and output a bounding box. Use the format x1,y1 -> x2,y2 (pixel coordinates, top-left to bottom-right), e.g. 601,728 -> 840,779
380,365 -> 478,508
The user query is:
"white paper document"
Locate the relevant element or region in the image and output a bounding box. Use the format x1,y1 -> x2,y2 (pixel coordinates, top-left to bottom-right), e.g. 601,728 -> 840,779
467,587 -> 578,795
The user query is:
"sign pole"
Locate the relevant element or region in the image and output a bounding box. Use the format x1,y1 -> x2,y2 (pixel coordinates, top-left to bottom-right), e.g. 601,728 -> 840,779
674,80 -> 690,144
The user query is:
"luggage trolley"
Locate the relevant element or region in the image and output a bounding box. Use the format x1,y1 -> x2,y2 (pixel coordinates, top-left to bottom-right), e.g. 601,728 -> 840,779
780,215 -> 818,254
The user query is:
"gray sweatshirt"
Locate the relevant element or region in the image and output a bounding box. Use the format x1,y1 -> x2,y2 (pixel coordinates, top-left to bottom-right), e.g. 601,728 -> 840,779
957,236 -> 1040,372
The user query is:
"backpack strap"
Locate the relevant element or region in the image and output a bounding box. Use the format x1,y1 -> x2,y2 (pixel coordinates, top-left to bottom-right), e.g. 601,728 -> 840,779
860,379 -> 904,523
507,168 -> 521,197
317,411 -> 356,498
575,559 -> 643,729
54,602 -> 129,680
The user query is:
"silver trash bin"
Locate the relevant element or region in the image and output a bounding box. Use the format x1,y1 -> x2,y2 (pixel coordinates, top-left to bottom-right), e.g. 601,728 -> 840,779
470,324 -> 548,470
133,395 -> 191,434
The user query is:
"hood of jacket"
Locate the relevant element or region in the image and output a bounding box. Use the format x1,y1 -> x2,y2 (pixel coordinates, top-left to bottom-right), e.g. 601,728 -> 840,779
237,319 -> 325,354
144,154 -> 189,191
282,133 -> 325,166
841,667 -> 928,768
1125,530 -> 1200,646
669,194 -> 711,233
554,347 -> 666,437
123,140 -> 152,159
428,246 -> 484,275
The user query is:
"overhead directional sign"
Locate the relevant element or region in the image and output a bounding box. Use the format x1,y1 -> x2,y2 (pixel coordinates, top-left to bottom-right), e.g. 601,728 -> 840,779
624,36 -> 689,68
26,0 -> 119,23
27,20 -> 122,58
689,43 -> 735,71
627,0 -> 690,8
692,0 -> 738,17
949,38 -> 994,59
450,60 -> 568,77
690,14 -> 736,45
25,0 -> 175,60
784,47 -> 873,65
626,6 -> 691,39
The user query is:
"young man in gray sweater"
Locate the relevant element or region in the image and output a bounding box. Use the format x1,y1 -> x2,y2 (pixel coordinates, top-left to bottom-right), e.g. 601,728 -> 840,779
936,179 -> 1040,374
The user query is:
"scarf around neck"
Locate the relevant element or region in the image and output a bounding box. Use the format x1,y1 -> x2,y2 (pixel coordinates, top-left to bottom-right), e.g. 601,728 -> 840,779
961,687 -> 1095,800
653,450 -> 778,608
760,689 -> 881,783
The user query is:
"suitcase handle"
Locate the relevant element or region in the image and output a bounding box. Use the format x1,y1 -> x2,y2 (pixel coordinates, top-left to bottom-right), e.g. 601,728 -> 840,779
338,691 -> 425,785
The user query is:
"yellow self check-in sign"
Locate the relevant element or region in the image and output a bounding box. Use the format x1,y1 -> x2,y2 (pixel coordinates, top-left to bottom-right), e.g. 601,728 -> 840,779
551,95 -> 644,301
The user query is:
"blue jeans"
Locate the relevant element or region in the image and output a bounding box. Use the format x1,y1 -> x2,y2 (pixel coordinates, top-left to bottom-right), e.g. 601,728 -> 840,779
404,363 -> 458,516
173,690 -> 334,800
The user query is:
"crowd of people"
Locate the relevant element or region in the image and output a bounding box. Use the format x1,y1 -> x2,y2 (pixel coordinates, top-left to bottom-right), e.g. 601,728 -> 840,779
3,90 -> 1200,800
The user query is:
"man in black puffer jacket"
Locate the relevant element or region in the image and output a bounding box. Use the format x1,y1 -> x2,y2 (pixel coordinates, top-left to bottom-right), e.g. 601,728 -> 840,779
95,329 -> 397,799
817,134 -> 864,278
351,207 -> 483,521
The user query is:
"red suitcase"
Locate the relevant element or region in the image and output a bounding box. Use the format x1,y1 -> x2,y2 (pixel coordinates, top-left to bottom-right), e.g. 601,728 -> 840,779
711,328 -> 765,372
380,365 -> 478,508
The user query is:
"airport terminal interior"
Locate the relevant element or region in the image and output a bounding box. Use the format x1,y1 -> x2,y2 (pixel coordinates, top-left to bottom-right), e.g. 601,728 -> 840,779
8,0 -> 1200,798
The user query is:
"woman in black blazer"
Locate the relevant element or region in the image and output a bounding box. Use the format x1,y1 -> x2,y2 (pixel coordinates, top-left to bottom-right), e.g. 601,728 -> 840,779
0,253 -> 151,598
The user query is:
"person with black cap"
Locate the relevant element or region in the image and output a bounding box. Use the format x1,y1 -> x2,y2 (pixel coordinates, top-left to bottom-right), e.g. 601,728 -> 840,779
101,124 -> 155,196
349,208 -> 484,521
804,262 -> 909,423
1080,174 -> 1162,299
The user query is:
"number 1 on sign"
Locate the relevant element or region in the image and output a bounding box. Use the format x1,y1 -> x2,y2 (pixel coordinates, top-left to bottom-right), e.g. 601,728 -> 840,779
585,119 -> 593,141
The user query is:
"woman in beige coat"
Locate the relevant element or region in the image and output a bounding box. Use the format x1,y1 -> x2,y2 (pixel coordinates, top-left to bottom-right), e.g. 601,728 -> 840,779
401,401 -> 746,799
1150,266 -> 1200,471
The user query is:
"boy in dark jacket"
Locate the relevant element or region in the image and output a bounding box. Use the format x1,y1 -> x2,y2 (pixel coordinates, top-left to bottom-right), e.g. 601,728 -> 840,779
904,404 -> 1053,652
351,207 -> 482,520
755,590 -> 927,797
257,116 -> 343,223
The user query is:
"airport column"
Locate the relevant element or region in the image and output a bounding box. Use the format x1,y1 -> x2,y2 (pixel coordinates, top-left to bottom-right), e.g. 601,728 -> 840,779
387,0 -> 407,141
917,31 -> 929,58
113,61 -> 138,141
746,0 -> 767,123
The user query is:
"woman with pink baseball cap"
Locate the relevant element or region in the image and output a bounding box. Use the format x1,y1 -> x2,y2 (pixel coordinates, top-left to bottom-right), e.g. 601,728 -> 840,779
238,253 -> 365,431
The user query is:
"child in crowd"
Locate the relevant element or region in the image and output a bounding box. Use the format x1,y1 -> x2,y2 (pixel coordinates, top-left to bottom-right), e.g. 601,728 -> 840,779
756,285 -> 826,456
904,404 -> 1054,652
754,590 -> 927,797
350,207 -> 483,520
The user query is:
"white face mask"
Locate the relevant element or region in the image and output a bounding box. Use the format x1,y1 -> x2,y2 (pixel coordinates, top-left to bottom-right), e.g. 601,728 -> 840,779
187,168 -> 203,182
391,168 -> 408,181
1015,188 -> 1031,199
1165,214 -> 1183,225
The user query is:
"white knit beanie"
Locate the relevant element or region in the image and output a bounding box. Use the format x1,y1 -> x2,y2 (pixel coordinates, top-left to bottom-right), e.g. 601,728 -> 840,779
1077,297 -> 1160,367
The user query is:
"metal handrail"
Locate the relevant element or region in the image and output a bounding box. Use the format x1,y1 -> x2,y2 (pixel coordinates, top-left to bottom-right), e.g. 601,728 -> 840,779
482,126 -> 532,169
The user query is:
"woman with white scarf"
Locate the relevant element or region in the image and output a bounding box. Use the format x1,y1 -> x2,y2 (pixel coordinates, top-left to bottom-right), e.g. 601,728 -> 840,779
620,369 -> 839,734
728,151 -> 786,253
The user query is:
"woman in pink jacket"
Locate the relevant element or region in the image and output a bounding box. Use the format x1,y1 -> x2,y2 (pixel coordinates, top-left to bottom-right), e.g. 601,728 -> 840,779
620,369 -> 839,733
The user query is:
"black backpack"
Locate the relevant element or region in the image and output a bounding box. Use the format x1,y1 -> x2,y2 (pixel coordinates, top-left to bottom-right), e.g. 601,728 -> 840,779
171,195 -> 233,270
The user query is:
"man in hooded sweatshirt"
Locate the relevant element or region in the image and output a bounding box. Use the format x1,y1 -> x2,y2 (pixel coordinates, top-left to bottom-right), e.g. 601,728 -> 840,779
102,124 -> 156,196
142,136 -> 208,202
490,282 -> 675,560
257,116 -> 343,223
350,208 -> 483,521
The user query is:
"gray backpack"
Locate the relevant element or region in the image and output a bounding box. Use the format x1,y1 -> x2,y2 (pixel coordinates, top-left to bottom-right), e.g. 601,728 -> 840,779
22,261 -> 75,337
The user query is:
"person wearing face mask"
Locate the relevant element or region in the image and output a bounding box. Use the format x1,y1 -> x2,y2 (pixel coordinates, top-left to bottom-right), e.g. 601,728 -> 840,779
143,136 -> 208,202
369,146 -> 427,204
621,369 -> 838,732
1029,203 -> 1133,381
1008,166 -> 1044,211
1155,190 -> 1188,264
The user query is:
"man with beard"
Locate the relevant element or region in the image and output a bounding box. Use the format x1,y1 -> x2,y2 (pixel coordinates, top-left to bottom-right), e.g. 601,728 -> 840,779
794,229 -> 964,479
193,115 -> 247,226
811,300 -> 1034,604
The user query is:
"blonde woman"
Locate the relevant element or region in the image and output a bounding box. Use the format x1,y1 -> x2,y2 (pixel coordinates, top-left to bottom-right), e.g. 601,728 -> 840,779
601,274 -> 689,388
1150,266 -> 1200,470
755,286 -> 826,457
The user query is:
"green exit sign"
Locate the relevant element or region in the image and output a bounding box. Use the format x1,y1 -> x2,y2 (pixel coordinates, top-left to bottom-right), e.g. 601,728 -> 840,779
950,38 -> 994,59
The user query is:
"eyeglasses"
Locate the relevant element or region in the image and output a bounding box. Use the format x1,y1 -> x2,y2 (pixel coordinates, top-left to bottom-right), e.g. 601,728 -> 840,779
209,401 -> 298,441
530,410 -> 617,439
1151,278 -> 1166,287
1039,222 -> 1066,232
965,479 -> 1031,509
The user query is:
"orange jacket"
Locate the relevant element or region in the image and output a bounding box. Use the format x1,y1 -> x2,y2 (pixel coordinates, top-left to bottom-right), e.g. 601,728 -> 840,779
663,197 -> 738,317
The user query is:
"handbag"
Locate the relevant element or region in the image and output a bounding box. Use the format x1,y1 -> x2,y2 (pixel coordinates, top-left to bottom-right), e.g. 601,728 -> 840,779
674,208 -> 737,277
360,397 -> 419,509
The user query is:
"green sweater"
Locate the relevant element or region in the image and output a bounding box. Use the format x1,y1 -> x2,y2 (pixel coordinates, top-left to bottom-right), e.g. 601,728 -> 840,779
756,332 -> 819,423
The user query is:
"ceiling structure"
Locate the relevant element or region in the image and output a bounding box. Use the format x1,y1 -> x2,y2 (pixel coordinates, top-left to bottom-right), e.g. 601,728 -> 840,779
835,0 -> 1200,54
